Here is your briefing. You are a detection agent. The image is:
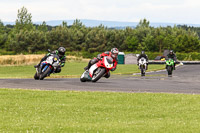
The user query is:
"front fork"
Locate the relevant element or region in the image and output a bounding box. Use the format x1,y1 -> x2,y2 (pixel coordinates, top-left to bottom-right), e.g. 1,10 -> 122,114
36,68 -> 39,73
139,64 -> 146,70
37,63 -> 51,74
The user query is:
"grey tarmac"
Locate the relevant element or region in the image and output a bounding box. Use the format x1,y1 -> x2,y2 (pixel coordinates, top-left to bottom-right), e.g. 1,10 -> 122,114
1,65 -> 200,94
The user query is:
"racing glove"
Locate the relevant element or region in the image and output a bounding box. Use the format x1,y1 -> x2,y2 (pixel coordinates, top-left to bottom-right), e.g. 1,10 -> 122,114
97,54 -> 102,60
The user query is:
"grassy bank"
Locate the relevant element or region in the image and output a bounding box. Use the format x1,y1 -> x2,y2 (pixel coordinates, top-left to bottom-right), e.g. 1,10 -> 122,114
0,54 -> 89,65
0,63 -> 165,78
0,89 -> 200,132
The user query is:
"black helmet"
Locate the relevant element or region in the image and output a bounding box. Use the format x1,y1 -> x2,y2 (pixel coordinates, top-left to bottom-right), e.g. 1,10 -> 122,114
111,48 -> 119,58
141,51 -> 145,55
169,50 -> 173,55
58,47 -> 66,56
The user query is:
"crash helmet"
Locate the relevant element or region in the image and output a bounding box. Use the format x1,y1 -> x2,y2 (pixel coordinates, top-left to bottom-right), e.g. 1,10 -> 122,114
141,51 -> 145,55
58,47 -> 66,57
111,48 -> 119,58
169,50 -> 174,55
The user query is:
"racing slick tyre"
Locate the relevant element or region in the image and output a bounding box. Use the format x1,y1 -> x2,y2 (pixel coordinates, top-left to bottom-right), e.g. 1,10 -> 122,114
34,72 -> 40,80
141,68 -> 145,76
39,67 -> 51,80
91,68 -> 106,82
167,66 -> 172,76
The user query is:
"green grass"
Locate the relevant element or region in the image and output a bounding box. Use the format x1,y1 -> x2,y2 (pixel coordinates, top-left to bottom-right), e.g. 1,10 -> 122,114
0,62 -> 165,78
0,62 -> 88,78
0,89 -> 200,132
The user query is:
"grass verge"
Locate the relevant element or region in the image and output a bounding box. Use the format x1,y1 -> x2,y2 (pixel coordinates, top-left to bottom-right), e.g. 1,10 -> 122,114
0,89 -> 200,132
0,63 -> 165,78
0,54 -> 89,65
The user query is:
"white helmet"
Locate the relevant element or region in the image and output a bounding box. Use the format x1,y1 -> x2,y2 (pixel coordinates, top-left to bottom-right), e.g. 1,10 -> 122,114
111,48 -> 119,58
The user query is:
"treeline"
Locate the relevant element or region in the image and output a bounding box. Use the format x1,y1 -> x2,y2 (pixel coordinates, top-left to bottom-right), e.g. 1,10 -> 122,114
178,25 -> 200,38
0,7 -> 200,55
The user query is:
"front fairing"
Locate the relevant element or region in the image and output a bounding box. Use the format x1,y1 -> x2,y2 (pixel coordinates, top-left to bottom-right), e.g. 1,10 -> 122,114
139,57 -> 147,67
89,56 -> 114,78
81,70 -> 92,81
97,56 -> 114,69
166,59 -> 174,66
39,54 -> 60,73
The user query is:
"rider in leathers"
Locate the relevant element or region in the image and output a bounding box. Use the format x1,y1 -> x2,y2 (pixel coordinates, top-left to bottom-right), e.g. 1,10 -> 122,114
166,50 -> 177,70
84,48 -> 119,78
137,51 -> 149,70
34,47 -> 66,73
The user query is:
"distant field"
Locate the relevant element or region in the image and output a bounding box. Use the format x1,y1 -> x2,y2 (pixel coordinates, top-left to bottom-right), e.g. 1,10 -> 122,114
0,62 -> 165,78
0,54 -> 89,65
0,89 -> 200,132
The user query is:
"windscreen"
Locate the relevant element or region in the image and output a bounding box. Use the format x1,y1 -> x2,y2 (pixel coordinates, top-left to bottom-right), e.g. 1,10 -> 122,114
106,57 -> 113,64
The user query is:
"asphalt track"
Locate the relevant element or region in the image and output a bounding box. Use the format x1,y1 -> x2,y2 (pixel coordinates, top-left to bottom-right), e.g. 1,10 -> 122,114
1,65 -> 200,94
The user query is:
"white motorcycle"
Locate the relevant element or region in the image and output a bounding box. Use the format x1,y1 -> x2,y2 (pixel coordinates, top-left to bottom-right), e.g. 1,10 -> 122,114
138,57 -> 147,76
34,54 -> 60,80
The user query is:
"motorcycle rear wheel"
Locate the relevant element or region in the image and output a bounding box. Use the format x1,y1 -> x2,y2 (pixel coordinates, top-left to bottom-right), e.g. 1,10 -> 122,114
80,78 -> 86,82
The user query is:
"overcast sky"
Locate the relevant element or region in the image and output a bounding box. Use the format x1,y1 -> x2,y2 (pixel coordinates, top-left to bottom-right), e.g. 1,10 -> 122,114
0,0 -> 200,24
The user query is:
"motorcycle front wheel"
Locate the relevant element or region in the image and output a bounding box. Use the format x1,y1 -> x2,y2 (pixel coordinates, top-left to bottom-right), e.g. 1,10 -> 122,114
39,67 -> 52,80
167,66 -> 172,76
140,65 -> 145,76
34,72 -> 40,80
91,68 -> 106,82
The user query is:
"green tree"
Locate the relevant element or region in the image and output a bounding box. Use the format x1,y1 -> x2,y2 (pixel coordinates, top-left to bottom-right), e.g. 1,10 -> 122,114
137,18 -> 150,28
0,20 -> 8,48
15,6 -> 34,31
38,21 -> 48,32
154,27 -> 165,52
69,19 -> 87,51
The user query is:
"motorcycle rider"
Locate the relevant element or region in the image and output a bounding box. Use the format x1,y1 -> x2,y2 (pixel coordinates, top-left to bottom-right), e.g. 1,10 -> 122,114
34,47 -> 66,73
84,48 -> 119,78
166,50 -> 177,70
137,51 -> 149,70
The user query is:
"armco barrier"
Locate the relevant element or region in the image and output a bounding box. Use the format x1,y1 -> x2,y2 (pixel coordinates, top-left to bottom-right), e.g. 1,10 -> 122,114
181,61 -> 200,65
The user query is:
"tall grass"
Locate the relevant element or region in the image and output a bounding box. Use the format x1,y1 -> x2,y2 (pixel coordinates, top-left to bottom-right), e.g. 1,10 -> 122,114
0,54 -> 44,65
0,54 -> 89,65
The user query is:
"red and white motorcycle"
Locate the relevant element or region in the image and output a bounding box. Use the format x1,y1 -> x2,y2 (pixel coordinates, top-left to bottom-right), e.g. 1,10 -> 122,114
80,56 -> 114,82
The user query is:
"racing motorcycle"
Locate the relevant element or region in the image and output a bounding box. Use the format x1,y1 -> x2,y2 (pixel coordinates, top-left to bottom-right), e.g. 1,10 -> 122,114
80,56 -> 114,82
165,58 -> 175,76
34,54 -> 60,80
138,57 -> 147,76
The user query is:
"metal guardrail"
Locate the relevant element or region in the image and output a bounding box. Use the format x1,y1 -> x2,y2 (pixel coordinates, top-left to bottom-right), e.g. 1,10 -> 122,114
181,61 -> 200,65
149,60 -> 200,65
148,60 -> 166,64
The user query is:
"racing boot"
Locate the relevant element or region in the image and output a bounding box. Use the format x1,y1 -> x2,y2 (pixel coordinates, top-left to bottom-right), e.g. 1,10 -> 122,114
84,66 -> 89,71
34,64 -> 40,68
84,60 -> 93,71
